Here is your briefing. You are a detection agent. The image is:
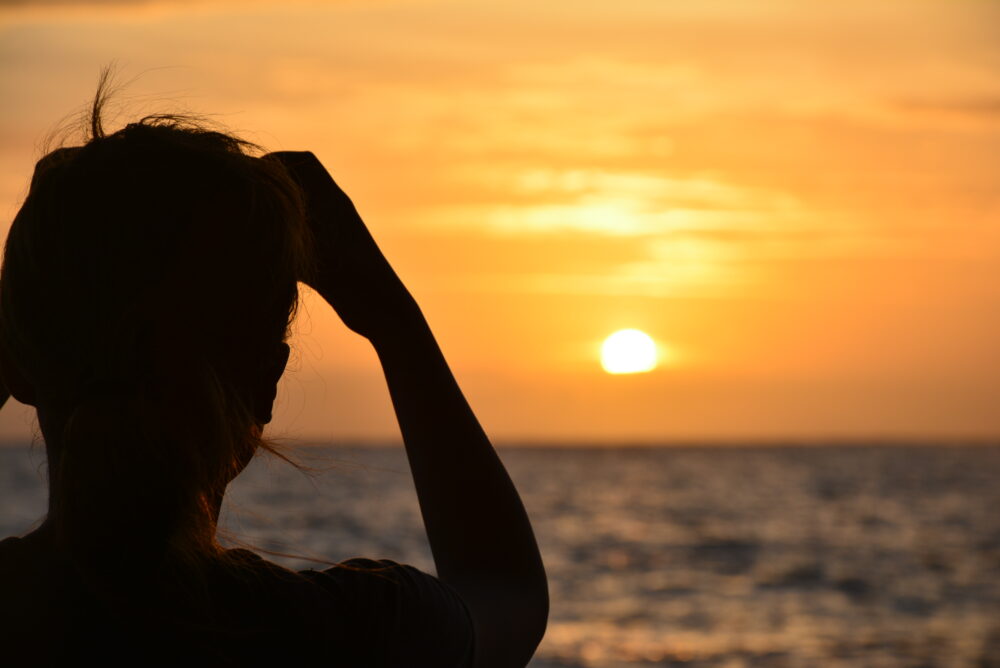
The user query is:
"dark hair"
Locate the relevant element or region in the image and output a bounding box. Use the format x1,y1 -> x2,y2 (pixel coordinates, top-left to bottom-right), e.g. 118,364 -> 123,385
0,76 -> 314,589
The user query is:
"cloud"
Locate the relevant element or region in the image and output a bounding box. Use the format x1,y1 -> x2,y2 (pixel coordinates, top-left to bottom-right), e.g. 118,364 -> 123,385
894,96 -> 1000,123
0,0 -> 363,21
0,0 -> 150,5
0,0 -> 289,6
414,168 -> 805,237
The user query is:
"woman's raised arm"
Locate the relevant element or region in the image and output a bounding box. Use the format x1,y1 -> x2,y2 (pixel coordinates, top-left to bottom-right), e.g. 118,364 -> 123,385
264,151 -> 549,668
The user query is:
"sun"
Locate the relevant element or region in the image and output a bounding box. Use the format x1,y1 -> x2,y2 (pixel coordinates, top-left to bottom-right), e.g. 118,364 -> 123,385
601,329 -> 658,374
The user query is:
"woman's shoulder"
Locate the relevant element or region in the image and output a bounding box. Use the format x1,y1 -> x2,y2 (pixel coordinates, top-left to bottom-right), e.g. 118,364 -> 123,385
0,533 -> 67,601
0,533 -> 44,559
223,550 -> 475,667
0,539 -> 474,667
0,534 -> 23,560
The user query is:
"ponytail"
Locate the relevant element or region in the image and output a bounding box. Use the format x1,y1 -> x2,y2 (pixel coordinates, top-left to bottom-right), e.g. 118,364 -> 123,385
45,363 -> 258,621
54,388 -> 181,569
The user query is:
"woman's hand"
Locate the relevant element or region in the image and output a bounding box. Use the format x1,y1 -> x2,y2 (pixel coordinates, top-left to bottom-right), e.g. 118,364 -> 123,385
263,151 -> 422,342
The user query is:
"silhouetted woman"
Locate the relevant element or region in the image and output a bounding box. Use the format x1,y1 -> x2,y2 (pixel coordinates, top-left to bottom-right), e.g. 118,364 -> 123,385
0,82 -> 547,667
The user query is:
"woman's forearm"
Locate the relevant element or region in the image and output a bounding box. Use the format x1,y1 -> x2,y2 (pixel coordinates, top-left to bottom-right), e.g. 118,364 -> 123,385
366,306 -> 548,666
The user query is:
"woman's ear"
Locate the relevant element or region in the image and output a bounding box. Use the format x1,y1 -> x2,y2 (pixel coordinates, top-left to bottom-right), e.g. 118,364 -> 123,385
251,342 -> 290,425
0,338 -> 36,407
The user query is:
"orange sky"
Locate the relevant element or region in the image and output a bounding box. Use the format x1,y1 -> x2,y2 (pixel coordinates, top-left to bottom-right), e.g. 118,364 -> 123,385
0,0 -> 997,443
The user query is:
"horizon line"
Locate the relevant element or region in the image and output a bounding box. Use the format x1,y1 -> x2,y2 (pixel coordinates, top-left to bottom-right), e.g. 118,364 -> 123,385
2,437 -> 998,449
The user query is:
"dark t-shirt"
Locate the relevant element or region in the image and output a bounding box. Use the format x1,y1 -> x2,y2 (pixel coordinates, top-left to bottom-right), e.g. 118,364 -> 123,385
0,535 -> 474,666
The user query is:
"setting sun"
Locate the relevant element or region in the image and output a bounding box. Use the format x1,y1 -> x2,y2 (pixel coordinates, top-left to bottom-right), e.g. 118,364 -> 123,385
600,329 -> 658,375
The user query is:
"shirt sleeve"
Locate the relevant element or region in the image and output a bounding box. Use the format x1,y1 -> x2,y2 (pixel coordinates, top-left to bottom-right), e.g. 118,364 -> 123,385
301,558 -> 475,668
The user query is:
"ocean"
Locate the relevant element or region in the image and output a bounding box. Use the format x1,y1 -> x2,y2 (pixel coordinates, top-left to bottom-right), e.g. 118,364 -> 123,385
2,444 -> 999,667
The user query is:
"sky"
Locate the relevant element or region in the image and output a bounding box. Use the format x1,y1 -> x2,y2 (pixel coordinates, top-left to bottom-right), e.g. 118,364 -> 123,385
0,0 -> 997,444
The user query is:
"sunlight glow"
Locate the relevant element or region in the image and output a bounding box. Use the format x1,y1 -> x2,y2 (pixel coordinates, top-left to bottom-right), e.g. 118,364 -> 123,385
0,0 -> 995,441
601,329 -> 658,374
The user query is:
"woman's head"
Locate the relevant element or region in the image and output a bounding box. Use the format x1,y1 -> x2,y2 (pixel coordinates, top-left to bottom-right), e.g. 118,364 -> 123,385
0,84 -> 313,560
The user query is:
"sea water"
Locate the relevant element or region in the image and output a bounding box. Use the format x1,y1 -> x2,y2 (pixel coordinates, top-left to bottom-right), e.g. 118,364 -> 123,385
2,444 -> 999,667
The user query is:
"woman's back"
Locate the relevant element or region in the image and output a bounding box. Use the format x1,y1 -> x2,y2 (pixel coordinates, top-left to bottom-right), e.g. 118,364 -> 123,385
0,532 -> 474,665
